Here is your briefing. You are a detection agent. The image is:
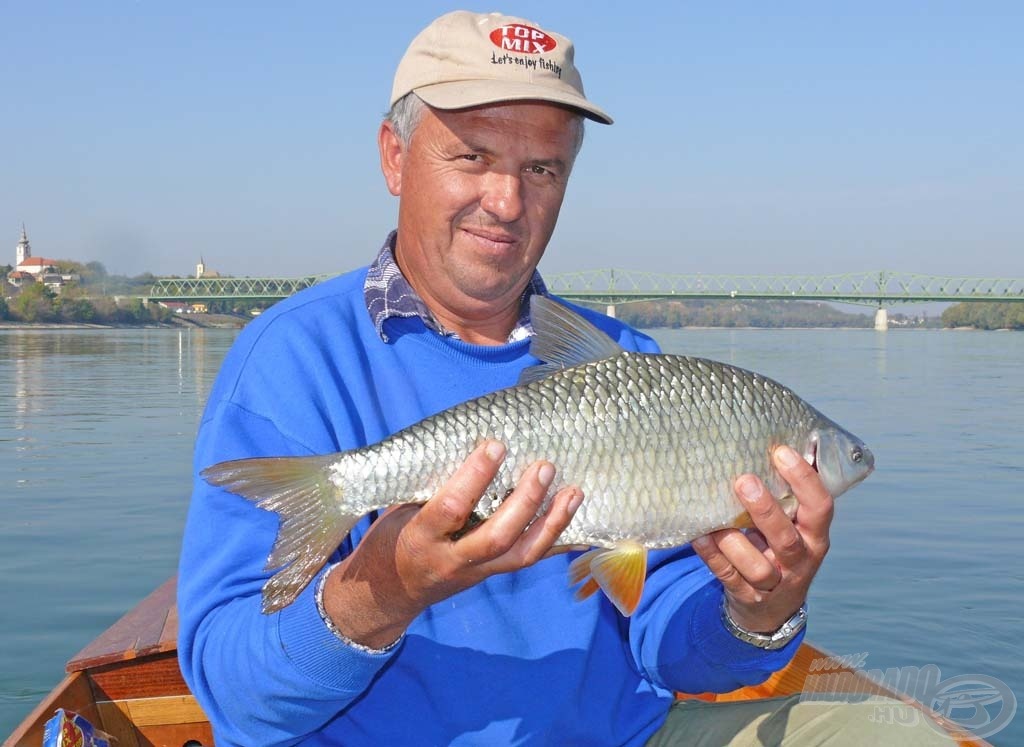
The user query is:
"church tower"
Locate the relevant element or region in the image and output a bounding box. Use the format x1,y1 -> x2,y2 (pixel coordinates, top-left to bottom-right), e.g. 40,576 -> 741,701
196,256 -> 206,279
16,224 -> 31,266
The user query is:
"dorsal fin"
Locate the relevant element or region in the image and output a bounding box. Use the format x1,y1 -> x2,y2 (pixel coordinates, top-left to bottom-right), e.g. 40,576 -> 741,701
518,296 -> 624,385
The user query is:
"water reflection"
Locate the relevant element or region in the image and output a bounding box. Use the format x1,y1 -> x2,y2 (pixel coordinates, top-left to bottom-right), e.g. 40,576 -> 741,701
873,329 -> 888,379
1,328 -> 236,489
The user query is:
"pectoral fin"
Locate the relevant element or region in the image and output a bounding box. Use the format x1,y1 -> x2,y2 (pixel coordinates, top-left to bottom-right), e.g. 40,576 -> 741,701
567,542 -> 648,617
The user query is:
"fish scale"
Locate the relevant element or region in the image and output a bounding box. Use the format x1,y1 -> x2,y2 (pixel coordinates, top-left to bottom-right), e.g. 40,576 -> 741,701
326,352 -> 830,552
203,296 -> 874,615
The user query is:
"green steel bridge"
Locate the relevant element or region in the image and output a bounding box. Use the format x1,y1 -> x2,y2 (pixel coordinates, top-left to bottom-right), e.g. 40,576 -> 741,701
146,269 -> 1024,330
147,269 -> 1024,306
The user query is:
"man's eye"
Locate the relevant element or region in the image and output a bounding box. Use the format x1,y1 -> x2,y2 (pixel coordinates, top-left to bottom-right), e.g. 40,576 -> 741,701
460,154 -> 482,162
527,165 -> 552,176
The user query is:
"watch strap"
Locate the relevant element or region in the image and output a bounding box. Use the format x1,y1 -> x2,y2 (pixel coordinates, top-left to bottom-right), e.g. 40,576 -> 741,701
721,598 -> 807,651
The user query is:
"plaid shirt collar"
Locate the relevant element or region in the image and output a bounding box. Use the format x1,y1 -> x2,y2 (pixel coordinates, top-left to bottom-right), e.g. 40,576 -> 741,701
363,231 -> 547,343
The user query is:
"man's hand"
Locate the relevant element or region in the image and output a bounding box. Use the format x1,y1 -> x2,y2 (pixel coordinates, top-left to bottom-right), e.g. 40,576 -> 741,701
322,440 -> 583,649
692,444 -> 833,634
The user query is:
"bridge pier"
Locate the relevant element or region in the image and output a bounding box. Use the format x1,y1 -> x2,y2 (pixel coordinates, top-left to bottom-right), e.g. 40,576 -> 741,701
874,307 -> 888,331
606,304 -> 616,319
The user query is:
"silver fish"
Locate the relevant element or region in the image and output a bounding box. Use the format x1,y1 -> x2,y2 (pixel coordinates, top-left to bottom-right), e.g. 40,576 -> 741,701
202,296 -> 875,615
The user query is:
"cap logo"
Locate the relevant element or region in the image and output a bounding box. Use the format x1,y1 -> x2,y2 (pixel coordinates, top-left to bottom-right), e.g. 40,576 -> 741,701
489,24 -> 557,54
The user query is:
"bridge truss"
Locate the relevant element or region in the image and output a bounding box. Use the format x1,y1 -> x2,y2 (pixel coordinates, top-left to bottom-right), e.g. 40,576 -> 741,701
147,270 -> 1024,306
148,275 -> 335,301
545,270 -> 1024,306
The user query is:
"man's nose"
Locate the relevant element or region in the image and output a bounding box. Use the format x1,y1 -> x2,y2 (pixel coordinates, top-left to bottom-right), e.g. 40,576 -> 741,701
480,172 -> 524,223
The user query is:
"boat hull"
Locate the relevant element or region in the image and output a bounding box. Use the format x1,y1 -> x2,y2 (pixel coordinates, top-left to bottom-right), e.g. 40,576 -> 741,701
3,577 -> 991,747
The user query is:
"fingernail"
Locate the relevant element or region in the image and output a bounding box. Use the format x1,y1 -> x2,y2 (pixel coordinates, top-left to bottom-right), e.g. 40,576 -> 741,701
537,463 -> 555,488
692,535 -> 711,550
568,489 -> 584,514
737,475 -> 761,501
775,445 -> 800,468
485,441 -> 506,461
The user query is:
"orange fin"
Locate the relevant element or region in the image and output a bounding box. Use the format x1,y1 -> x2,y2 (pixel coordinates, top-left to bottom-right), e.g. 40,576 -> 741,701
569,548 -> 602,585
575,577 -> 601,601
567,542 -> 648,616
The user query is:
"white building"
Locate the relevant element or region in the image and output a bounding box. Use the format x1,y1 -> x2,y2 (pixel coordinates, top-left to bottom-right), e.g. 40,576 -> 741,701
195,256 -> 220,279
12,225 -> 59,275
8,226 -> 78,292
15,224 -> 31,266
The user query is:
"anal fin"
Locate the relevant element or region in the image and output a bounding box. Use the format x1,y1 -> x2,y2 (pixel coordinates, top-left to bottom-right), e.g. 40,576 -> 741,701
567,542 -> 648,617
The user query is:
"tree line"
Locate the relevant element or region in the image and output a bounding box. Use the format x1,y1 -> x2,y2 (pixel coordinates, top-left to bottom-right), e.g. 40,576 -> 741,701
1,259 -> 264,324
1,260 -> 168,324
611,299 -> 886,329
0,281 -> 173,324
940,302 -> 1024,330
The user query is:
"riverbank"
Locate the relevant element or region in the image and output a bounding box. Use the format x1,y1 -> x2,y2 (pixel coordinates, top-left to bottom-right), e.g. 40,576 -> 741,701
0,313 -> 247,330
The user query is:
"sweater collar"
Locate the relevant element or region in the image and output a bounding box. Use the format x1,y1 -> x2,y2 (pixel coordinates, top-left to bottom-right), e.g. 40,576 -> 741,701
363,231 -> 548,343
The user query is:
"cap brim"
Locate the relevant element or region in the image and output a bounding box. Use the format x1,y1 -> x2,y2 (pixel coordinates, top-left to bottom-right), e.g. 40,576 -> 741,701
414,80 -> 613,125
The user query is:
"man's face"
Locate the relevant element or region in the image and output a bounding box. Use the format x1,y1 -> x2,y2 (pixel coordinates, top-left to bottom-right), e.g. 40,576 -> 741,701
379,101 -> 579,339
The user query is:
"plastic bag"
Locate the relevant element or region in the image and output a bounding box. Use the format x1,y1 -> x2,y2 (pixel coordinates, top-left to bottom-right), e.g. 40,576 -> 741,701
42,709 -> 112,747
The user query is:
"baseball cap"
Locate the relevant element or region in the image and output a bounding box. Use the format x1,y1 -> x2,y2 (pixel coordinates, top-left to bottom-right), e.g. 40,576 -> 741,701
391,10 -> 613,125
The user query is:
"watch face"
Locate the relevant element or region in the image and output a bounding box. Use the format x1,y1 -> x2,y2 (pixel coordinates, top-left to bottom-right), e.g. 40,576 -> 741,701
768,607 -> 807,648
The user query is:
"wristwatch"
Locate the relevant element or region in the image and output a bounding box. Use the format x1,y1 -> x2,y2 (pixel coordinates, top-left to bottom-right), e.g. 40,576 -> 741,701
721,599 -> 807,650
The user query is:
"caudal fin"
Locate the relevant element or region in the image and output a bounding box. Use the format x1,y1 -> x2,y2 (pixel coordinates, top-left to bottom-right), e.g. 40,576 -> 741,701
201,455 -> 359,614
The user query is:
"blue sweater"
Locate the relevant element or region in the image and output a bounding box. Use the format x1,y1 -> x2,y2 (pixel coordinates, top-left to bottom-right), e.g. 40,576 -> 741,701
177,268 -> 802,746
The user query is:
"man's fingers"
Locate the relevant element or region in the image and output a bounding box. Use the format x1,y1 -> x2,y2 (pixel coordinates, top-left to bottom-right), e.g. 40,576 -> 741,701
454,460 -> 554,563
734,473 -> 806,569
772,445 -> 834,551
692,449 -> 838,634
705,526 -> 782,592
692,533 -> 750,594
510,485 -> 583,567
416,440 -> 505,536
747,529 -> 770,554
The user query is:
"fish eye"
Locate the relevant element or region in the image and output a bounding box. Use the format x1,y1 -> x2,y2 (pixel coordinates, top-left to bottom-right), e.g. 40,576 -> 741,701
851,448 -> 863,463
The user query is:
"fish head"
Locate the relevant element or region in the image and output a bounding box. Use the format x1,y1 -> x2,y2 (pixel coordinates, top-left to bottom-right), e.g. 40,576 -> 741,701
807,426 -> 875,498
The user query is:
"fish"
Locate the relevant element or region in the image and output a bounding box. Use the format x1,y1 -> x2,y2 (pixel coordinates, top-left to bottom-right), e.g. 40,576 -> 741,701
202,295 -> 875,616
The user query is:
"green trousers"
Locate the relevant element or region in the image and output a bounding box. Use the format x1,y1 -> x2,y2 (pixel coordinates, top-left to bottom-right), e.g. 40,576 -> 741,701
646,695 -> 959,746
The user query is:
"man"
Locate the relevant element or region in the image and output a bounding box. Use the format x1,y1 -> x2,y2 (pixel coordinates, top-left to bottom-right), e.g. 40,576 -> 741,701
178,11 -> 948,746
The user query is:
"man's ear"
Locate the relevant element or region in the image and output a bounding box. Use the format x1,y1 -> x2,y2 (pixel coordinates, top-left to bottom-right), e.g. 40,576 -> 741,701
378,120 -> 404,196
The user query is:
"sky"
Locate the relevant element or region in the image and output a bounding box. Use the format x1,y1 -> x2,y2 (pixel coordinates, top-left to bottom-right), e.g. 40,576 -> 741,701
3,1 -> 1022,281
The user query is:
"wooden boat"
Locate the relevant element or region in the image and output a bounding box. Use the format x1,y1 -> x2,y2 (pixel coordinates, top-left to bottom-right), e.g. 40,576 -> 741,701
3,578 -> 210,747
4,577 -> 992,747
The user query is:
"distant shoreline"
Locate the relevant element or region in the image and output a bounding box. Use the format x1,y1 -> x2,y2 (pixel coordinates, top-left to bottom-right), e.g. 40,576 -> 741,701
0,313 -> 246,331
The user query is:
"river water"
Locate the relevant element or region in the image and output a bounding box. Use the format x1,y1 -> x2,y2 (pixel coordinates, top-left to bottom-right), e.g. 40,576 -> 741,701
1,325 -> 1021,743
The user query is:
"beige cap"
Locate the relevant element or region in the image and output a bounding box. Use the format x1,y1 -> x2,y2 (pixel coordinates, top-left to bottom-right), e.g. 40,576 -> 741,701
391,10 -> 613,125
